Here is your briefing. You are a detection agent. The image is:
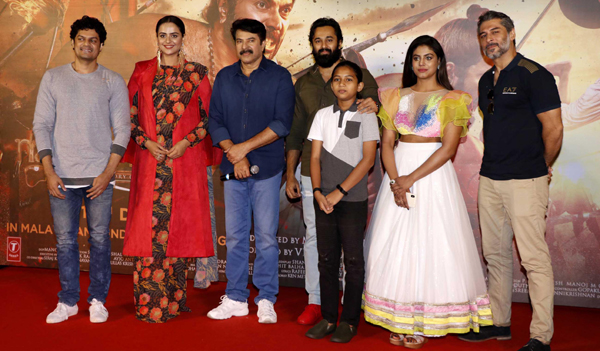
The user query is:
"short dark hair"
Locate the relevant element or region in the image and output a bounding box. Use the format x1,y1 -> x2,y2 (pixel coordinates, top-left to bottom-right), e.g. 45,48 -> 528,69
477,11 -> 516,45
402,35 -> 453,91
230,18 -> 267,42
309,17 -> 343,44
156,15 -> 186,37
333,61 -> 363,83
70,16 -> 107,44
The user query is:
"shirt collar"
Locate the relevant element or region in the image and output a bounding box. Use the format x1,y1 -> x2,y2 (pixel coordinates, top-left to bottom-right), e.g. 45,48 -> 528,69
333,100 -> 358,113
234,56 -> 269,76
491,52 -> 523,74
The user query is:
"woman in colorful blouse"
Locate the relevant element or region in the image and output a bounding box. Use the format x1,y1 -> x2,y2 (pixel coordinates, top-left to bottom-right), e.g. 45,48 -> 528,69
362,35 -> 493,347
122,15 -> 215,323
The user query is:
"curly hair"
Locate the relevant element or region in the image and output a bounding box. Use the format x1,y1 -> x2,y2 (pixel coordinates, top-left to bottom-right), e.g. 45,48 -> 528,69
69,16 -> 107,44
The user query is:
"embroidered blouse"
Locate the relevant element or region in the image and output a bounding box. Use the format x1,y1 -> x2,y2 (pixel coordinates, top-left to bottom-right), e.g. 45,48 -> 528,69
378,87 -> 471,138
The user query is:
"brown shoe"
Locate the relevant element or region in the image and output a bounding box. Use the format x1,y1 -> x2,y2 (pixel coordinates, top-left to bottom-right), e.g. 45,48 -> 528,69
404,335 -> 428,349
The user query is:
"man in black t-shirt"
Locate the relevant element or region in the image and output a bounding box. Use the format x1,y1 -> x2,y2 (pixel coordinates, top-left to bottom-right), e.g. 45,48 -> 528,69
458,11 -> 563,351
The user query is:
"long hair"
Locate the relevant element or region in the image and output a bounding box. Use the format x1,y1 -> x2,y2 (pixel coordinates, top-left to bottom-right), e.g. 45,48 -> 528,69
401,35 -> 453,91
155,16 -> 186,72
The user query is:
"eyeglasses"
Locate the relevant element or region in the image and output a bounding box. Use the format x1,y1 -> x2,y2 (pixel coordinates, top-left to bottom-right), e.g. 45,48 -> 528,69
487,89 -> 494,115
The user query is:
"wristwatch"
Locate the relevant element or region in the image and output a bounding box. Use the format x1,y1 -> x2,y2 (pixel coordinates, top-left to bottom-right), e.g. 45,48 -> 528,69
389,179 -> 396,185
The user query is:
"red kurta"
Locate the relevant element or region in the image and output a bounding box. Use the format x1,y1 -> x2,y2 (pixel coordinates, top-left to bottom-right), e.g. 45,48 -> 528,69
122,58 -> 214,257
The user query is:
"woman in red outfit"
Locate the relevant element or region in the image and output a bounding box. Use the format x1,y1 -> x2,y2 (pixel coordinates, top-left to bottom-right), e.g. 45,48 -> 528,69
122,15 -> 214,323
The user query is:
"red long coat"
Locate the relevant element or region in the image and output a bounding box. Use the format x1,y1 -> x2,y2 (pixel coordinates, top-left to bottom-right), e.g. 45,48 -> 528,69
122,57 -> 216,257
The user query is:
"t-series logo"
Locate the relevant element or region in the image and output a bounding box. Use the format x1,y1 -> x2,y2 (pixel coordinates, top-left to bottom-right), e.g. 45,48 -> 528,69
7,237 -> 21,262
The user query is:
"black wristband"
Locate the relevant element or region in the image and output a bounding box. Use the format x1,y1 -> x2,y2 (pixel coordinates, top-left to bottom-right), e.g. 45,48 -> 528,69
336,184 -> 348,196
313,187 -> 322,194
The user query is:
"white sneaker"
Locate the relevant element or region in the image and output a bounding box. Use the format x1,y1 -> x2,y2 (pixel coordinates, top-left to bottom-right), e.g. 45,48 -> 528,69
207,295 -> 249,320
257,299 -> 277,324
46,302 -> 78,324
89,299 -> 109,323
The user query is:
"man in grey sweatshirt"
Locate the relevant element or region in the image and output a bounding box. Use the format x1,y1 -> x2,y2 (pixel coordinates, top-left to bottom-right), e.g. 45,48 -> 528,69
32,16 -> 130,324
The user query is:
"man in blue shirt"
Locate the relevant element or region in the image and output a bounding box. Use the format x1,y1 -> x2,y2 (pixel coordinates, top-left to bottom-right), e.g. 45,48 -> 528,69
207,18 -> 294,324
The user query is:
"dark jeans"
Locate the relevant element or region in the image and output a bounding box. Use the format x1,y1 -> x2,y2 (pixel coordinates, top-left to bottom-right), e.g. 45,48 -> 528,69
49,185 -> 113,306
314,199 -> 367,327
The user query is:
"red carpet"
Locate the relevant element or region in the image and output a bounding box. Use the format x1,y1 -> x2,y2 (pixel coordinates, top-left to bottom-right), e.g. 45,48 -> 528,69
0,266 -> 597,351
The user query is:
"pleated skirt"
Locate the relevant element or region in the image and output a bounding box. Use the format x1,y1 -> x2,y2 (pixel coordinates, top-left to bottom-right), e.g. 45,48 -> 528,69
363,142 -> 493,336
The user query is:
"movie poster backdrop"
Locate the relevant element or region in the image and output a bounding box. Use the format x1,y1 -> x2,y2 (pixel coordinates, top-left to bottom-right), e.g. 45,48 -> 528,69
1,0 -> 600,308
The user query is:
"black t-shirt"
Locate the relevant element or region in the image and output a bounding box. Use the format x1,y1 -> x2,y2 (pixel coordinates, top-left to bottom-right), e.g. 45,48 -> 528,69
478,53 -> 561,180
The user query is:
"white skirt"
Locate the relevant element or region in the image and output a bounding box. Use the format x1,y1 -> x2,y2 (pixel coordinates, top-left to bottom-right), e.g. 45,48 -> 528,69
363,142 -> 492,336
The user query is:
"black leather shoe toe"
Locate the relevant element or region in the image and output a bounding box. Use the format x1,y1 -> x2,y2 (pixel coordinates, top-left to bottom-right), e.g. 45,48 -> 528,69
305,319 -> 336,339
330,322 -> 357,343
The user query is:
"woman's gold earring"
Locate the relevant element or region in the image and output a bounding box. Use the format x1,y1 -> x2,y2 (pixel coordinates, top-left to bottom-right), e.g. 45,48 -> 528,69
157,49 -> 161,66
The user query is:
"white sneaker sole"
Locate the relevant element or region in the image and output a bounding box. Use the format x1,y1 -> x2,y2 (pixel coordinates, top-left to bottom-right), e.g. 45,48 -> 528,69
90,315 -> 108,323
46,307 -> 78,324
207,307 -> 249,320
258,316 -> 277,324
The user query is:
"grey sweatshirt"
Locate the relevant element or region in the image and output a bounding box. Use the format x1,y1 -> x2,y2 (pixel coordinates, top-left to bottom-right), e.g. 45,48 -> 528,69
33,63 -> 131,185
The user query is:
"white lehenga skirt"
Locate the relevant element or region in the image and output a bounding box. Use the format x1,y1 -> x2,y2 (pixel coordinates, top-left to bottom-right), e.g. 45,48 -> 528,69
363,142 -> 492,336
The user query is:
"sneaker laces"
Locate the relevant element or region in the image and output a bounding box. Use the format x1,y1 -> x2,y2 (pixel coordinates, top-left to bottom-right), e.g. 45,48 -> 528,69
53,303 -> 68,314
257,300 -> 275,317
90,299 -> 107,313
218,295 -> 228,304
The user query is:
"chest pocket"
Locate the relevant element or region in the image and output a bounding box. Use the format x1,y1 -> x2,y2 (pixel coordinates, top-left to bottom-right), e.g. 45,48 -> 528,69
345,121 -> 361,139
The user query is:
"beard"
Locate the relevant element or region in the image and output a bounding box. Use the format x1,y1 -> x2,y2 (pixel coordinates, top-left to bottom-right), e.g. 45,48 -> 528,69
485,37 -> 510,60
313,46 -> 342,68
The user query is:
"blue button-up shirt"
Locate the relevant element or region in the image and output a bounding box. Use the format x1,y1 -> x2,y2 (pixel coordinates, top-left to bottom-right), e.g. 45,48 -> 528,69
209,57 -> 295,180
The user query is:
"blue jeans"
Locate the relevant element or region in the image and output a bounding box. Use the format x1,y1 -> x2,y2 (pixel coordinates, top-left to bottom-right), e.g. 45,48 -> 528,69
49,185 -> 113,306
224,171 -> 281,304
300,175 -> 321,305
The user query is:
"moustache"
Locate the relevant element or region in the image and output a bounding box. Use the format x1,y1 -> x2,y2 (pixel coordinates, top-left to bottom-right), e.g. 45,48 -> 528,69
239,49 -> 254,55
318,48 -> 333,55
486,43 -> 498,50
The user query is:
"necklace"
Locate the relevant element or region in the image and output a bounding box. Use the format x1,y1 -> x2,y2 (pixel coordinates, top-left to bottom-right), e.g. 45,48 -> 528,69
208,28 -> 217,84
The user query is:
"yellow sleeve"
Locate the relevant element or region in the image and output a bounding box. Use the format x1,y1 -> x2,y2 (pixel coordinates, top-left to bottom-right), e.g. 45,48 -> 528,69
377,87 -> 401,133
439,90 -> 472,138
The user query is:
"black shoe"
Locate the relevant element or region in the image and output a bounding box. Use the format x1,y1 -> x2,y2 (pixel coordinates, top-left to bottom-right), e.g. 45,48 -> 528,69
458,325 -> 512,342
518,339 -> 551,351
305,319 -> 336,339
330,322 -> 357,343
